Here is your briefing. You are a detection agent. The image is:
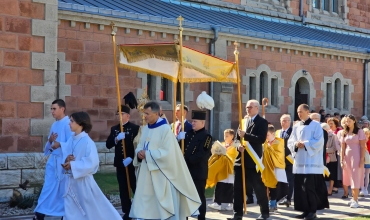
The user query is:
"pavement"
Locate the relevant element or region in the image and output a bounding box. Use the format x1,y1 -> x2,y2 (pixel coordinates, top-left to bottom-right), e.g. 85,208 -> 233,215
2,187 -> 370,220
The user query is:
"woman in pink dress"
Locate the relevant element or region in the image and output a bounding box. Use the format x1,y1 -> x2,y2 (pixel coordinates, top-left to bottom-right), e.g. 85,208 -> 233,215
340,114 -> 366,208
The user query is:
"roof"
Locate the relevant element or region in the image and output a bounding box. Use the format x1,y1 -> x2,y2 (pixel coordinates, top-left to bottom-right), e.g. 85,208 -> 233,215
58,0 -> 370,54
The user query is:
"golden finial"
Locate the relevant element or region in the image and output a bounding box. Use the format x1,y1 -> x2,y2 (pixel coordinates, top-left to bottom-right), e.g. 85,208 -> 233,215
234,41 -> 239,56
177,16 -> 184,28
110,21 -> 116,36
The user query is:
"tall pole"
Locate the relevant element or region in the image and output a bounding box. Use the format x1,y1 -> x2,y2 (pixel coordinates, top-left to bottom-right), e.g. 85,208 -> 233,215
262,98 -> 268,119
234,41 -> 247,214
177,16 -> 185,154
173,81 -> 177,134
111,22 -> 132,198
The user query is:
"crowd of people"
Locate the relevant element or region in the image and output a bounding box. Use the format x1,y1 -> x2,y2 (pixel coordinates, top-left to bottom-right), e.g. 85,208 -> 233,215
32,96 -> 370,220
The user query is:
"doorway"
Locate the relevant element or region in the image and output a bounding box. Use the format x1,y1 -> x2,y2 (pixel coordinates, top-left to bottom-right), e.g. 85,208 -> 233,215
294,77 -> 310,120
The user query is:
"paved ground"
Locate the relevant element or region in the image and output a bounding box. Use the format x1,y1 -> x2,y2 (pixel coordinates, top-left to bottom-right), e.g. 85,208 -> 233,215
2,187 -> 370,219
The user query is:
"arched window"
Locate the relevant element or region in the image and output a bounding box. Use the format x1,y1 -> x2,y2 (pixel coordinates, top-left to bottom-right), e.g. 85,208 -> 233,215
249,76 -> 256,100
259,71 -> 268,103
326,82 -> 332,109
334,78 -> 341,109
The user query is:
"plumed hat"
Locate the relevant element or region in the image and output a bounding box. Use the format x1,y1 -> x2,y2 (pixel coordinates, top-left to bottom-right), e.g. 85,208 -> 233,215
196,91 -> 214,110
118,105 -> 131,114
123,92 -> 138,109
192,110 -> 206,120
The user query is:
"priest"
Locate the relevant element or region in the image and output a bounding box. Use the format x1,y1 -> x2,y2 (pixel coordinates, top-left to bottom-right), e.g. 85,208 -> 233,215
288,104 -> 329,220
129,101 -> 201,220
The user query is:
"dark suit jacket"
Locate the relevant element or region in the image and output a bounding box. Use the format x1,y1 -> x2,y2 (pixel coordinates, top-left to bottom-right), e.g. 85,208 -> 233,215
182,127 -> 212,180
171,120 -> 192,133
106,121 -> 139,168
236,114 -> 268,169
278,127 -> 293,168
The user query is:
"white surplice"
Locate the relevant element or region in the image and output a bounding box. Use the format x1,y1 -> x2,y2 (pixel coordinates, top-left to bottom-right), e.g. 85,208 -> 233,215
34,116 -> 71,216
62,132 -> 121,220
287,120 -> 324,174
130,118 -> 201,220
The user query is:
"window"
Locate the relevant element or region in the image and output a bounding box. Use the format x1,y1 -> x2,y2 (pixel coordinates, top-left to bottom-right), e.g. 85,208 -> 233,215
334,78 -> 341,109
160,77 -> 168,101
313,0 -> 320,9
259,72 -> 268,103
343,84 -> 349,110
175,80 -> 181,102
271,78 -> 278,106
249,76 -> 256,100
323,0 -> 329,11
326,83 -> 332,108
332,0 -> 338,12
147,74 -> 153,99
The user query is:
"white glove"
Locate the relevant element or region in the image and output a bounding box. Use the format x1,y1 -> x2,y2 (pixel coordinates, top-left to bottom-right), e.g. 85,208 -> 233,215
116,132 -> 125,141
177,132 -> 186,140
122,157 -> 133,167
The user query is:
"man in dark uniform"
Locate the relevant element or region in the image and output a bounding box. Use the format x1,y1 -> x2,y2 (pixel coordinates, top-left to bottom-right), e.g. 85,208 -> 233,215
276,114 -> 294,206
229,99 -> 269,220
179,110 -> 212,220
106,105 -> 139,220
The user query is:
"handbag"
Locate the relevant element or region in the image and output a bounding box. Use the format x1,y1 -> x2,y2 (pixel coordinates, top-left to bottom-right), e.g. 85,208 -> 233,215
365,150 -> 370,165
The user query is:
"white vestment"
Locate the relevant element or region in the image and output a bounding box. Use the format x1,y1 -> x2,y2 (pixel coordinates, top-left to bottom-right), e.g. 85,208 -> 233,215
62,132 -> 121,220
288,120 -> 324,174
34,116 -> 71,216
130,118 -> 201,220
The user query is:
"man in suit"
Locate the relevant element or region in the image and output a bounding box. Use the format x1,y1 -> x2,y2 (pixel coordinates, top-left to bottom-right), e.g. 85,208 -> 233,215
228,100 -> 269,220
276,114 -> 294,206
172,104 -> 192,136
106,105 -> 139,220
179,110 -> 212,220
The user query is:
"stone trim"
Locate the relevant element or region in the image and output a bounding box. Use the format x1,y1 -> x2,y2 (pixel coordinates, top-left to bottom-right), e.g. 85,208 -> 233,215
243,64 -> 283,114
320,72 -> 354,114
30,0 -> 71,145
307,0 -> 348,25
288,70 -> 317,117
57,11 -> 370,61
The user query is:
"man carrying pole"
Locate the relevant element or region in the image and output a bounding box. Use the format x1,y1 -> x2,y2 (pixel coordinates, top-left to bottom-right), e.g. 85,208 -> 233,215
106,101 -> 139,220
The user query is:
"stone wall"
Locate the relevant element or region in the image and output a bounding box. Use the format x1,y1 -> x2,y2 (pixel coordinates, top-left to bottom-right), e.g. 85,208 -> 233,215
0,142 -> 115,202
0,0 -> 47,152
347,0 -> 370,28
57,19 -> 210,141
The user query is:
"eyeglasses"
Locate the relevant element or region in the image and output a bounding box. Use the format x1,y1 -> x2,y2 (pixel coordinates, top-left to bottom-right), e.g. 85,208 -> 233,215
246,106 -> 255,109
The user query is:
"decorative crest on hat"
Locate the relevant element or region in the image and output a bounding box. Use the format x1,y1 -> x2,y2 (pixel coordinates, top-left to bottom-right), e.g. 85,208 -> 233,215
196,91 -> 215,110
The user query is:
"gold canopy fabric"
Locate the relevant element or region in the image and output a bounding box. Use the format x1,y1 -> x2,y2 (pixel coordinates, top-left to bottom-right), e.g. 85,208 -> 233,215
119,43 -> 237,83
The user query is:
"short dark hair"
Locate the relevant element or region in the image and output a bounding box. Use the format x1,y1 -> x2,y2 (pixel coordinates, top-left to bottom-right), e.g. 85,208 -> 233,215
176,104 -> 188,112
298,104 -> 310,111
144,101 -> 160,113
334,112 -> 340,116
319,109 -> 325,114
52,99 -> 66,112
267,124 -> 275,133
70,112 -> 92,133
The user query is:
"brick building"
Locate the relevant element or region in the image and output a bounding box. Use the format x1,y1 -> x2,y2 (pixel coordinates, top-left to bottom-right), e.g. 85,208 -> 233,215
0,0 -> 370,196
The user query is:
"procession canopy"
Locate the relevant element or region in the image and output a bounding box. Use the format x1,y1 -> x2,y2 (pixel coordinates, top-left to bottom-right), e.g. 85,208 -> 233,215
119,43 -> 237,83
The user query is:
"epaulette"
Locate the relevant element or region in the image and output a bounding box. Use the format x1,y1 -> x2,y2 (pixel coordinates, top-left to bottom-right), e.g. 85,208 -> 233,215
204,135 -> 212,149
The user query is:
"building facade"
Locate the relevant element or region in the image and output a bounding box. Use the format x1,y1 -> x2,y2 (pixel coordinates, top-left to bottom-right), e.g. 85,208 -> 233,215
0,0 -> 370,197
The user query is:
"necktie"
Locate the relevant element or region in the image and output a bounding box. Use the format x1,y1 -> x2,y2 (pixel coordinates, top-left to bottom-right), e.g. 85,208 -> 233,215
176,122 -> 181,135
281,130 -> 285,138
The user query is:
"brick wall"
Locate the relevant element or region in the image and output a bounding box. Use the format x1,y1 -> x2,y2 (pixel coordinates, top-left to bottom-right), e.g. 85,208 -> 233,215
58,20 -> 210,142
347,0 -> 370,29
227,44 -> 364,129
0,0 -> 45,153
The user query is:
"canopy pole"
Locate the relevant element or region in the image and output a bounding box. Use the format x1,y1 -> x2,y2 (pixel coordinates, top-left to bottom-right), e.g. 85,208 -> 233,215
234,41 -> 247,214
262,98 -> 268,119
177,16 -> 185,154
111,22 -> 132,199
173,81 -> 177,134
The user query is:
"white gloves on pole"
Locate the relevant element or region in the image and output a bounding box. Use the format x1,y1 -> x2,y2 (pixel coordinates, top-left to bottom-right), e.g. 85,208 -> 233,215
177,132 -> 186,140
